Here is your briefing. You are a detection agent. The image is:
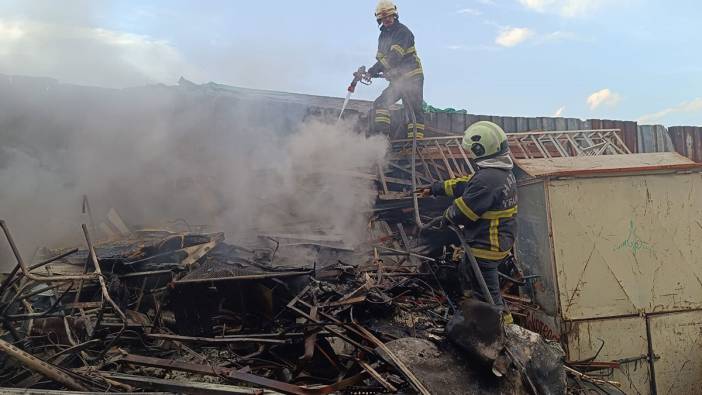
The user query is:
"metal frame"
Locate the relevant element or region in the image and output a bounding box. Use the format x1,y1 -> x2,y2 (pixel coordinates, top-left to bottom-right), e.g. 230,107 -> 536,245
378,129 -> 631,198
507,129 -> 631,159
379,136 -> 475,197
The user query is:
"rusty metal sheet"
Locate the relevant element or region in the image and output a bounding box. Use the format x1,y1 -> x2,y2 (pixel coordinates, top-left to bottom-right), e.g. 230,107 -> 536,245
416,109 -> 598,136
669,126 -> 702,163
648,310 -> 702,394
548,171 -> 702,319
516,152 -> 698,178
521,309 -> 561,343
637,125 -> 674,154
564,316 -> 651,395
418,110 -> 648,145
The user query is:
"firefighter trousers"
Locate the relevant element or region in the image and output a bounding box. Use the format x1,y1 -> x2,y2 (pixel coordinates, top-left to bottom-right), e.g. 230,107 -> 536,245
372,75 -> 424,139
472,258 -> 504,307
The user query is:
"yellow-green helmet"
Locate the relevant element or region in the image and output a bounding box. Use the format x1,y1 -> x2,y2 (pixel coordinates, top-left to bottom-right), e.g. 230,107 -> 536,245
461,121 -> 509,159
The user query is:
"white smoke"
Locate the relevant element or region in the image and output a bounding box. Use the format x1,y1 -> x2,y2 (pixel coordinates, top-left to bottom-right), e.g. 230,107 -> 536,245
0,79 -> 387,269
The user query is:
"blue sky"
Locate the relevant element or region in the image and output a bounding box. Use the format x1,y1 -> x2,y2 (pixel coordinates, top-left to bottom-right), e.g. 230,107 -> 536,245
0,0 -> 700,125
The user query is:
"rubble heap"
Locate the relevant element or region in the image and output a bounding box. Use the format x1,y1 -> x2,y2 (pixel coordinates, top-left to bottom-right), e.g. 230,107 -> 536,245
0,217 -> 624,394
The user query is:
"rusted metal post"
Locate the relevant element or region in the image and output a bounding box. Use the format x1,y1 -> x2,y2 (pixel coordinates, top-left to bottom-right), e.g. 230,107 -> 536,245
408,107 -> 424,228
82,195 -> 97,236
0,337 -> 91,391
81,224 -> 128,356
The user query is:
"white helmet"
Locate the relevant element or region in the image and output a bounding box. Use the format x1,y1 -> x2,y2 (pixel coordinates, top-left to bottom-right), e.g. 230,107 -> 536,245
375,0 -> 398,20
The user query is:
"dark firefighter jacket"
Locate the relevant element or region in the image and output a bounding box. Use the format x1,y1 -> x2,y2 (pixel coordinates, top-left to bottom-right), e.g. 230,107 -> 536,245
430,168 -> 518,261
368,21 -> 423,80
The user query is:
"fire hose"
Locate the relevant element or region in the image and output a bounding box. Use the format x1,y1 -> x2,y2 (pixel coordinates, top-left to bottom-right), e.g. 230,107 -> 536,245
419,217 -> 495,305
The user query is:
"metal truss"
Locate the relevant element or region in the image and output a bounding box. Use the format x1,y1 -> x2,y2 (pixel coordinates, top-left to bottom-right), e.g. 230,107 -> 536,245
377,129 -> 630,198
507,129 -> 631,159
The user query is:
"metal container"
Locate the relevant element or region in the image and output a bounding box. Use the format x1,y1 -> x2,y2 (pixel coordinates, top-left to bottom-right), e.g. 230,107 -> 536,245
560,311 -> 702,394
564,316 -> 651,394
647,310 -> 702,394
514,152 -> 702,394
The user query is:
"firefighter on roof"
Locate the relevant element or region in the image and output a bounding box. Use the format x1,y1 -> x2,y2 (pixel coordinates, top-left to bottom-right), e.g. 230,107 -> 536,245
365,0 -> 425,139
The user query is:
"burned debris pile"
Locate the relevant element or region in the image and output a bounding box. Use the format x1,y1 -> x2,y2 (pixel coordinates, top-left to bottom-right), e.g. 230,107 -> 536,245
0,130 -> 634,394
0,214 -> 621,394
0,218 -> 440,393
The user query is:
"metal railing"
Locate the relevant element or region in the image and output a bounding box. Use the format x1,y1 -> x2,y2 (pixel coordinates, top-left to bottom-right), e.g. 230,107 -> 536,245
507,129 -> 630,159
377,129 -> 630,197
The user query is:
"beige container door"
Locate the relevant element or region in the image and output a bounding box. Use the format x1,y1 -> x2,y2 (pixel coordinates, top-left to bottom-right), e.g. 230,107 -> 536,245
565,316 -> 651,395
648,310 -> 702,395
548,173 -> 702,320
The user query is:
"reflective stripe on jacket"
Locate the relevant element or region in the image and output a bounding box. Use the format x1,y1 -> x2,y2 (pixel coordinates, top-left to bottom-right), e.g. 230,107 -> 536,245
368,21 -> 423,80
431,168 -> 518,261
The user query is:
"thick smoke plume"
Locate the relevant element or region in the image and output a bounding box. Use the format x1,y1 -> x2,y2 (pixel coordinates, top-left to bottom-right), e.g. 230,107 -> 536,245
0,78 -> 387,269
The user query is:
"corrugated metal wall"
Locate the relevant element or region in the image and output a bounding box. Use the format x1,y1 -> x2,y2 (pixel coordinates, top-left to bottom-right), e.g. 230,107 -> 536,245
638,125 -> 674,153
423,112 -> 593,134
668,126 -> 702,163
394,109 -> 642,153
395,107 -> 702,162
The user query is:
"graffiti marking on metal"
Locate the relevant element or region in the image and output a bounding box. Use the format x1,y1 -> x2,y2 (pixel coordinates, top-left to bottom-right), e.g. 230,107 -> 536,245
524,311 -> 559,341
614,220 -> 652,255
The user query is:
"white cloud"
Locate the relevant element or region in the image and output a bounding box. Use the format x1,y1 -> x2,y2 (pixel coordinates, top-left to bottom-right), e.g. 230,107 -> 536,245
554,106 -> 565,117
0,18 -> 201,88
487,23 -> 578,48
518,0 -> 553,12
495,27 -> 534,47
457,8 -> 482,15
587,88 -> 621,110
517,0 -> 607,17
638,98 -> 702,124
